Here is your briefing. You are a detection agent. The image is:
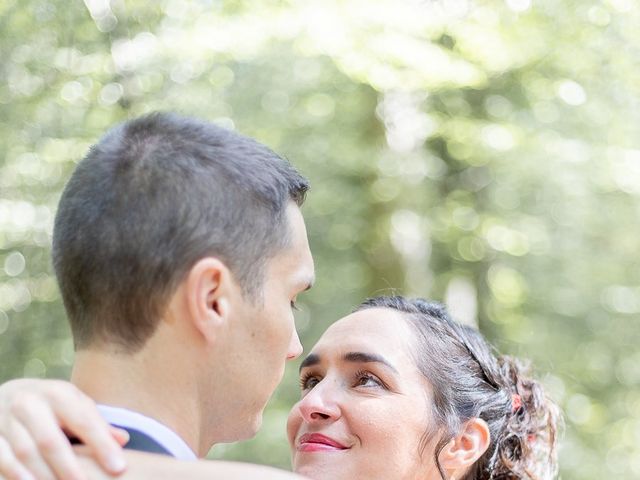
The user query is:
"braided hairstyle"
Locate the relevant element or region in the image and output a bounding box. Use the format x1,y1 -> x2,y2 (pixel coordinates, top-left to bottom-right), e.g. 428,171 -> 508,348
356,296 -> 560,480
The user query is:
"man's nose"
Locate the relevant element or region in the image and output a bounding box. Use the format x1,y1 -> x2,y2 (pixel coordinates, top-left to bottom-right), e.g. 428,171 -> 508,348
287,329 -> 303,360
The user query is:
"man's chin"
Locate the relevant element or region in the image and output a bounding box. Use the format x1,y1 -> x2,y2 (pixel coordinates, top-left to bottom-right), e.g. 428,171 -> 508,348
235,382 -> 278,440
249,411 -> 263,436
235,410 -> 263,442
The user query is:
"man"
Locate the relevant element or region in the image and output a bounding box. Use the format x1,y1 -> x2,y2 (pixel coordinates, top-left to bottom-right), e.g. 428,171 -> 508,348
0,112 -> 314,479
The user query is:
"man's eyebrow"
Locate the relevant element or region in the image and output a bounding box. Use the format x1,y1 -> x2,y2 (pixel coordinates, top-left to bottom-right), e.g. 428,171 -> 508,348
343,352 -> 399,374
299,353 -> 320,372
298,351 -> 399,374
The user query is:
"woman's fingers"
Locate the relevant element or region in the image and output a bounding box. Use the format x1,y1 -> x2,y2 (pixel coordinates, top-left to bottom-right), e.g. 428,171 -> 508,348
108,427 -> 130,447
0,379 -> 126,479
10,392 -> 87,480
0,434 -> 36,480
3,419 -> 57,480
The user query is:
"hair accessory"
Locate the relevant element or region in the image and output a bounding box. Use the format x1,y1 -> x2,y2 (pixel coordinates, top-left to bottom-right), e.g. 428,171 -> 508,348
511,393 -> 522,413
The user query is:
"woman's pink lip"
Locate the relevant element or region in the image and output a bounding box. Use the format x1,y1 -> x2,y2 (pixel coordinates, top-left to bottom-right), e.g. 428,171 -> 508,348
297,433 -> 348,452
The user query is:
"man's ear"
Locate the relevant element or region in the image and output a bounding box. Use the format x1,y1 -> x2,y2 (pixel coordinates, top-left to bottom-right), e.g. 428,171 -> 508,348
183,257 -> 235,343
439,418 -> 491,477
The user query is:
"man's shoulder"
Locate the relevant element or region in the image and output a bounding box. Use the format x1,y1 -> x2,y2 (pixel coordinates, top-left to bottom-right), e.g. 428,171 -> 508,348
97,404 -> 196,459
115,425 -> 173,456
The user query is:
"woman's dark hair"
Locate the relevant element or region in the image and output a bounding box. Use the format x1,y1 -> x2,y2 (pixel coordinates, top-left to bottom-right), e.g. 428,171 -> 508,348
356,296 -> 560,480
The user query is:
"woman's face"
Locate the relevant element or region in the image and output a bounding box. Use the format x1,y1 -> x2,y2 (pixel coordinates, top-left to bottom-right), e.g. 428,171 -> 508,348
287,308 -> 443,480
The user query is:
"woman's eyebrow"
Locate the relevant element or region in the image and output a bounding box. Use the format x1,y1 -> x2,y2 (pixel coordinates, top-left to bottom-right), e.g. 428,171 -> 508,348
299,353 -> 320,372
343,352 -> 399,373
299,351 -> 399,374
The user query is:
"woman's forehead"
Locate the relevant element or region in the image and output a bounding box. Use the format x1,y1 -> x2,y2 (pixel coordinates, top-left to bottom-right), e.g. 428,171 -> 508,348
311,308 -> 414,356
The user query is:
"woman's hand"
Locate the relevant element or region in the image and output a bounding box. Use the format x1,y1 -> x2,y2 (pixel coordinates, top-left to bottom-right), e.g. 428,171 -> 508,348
0,379 -> 127,480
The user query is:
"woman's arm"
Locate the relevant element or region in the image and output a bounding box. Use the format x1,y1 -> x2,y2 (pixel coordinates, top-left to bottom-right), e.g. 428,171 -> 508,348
81,450 -> 309,480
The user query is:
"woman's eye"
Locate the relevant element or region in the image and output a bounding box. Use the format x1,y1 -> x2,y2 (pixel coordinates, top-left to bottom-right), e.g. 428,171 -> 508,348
355,371 -> 384,388
300,374 -> 320,390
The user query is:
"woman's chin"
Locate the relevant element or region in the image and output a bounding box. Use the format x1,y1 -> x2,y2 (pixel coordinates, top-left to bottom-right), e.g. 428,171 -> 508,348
295,466 -> 331,480
294,461 -> 354,480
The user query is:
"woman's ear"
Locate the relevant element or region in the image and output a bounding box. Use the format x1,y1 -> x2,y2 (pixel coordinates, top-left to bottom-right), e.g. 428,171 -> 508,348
183,257 -> 235,344
439,418 -> 491,476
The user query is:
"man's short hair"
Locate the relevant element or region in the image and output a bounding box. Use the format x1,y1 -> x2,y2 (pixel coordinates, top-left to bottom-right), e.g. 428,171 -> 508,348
53,112 -> 309,351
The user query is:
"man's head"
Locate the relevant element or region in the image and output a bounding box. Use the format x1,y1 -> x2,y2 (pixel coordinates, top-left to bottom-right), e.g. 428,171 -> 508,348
53,112 -> 310,351
54,113 -> 315,449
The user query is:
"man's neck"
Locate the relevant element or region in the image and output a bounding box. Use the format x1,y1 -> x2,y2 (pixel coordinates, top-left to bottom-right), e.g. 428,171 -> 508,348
71,348 -> 204,456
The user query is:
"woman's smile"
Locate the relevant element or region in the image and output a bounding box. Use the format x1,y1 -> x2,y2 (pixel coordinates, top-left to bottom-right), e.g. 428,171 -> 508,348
296,433 -> 350,452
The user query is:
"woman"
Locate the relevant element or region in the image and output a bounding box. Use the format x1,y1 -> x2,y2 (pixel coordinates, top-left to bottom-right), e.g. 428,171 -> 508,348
10,297 -> 562,479
286,296 -> 559,480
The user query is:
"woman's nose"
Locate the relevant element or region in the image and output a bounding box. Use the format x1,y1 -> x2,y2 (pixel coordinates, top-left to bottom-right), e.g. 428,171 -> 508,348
297,379 -> 341,423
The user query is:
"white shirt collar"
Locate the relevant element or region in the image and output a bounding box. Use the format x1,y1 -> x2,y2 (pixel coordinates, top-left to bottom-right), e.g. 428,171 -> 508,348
97,404 -> 197,460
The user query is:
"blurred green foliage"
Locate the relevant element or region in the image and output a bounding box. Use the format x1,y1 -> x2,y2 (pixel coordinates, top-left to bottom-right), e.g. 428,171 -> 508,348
2,0 -> 640,478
